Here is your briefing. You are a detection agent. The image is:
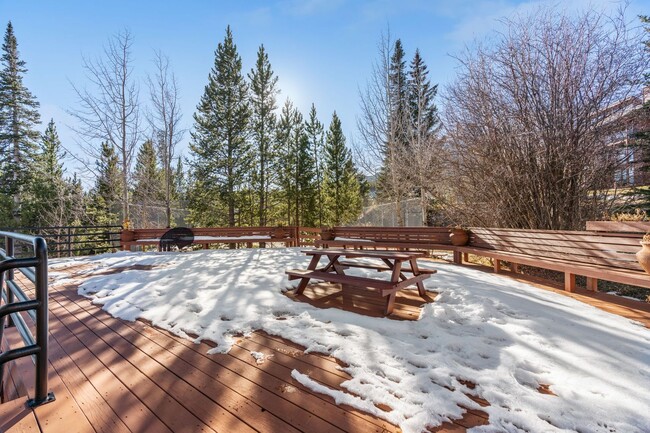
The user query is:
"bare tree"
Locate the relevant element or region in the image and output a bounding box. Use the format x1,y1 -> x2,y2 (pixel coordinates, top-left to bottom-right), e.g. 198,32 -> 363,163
147,51 -> 183,228
70,29 -> 141,222
442,6 -> 646,230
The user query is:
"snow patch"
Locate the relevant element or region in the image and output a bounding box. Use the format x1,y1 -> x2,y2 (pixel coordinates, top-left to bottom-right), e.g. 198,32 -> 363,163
51,248 -> 650,433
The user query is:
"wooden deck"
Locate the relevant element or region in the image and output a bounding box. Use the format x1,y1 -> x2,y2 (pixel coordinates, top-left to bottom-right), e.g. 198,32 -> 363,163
1,268 -> 489,433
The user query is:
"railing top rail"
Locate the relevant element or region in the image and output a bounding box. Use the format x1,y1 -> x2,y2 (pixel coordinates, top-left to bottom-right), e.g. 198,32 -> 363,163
0,230 -> 44,246
0,225 -> 121,231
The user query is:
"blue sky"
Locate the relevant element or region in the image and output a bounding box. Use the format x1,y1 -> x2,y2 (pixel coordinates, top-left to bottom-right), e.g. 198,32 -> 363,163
1,0 -> 648,179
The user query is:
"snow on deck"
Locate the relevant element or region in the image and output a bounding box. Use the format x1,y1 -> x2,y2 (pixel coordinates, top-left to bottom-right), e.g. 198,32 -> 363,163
50,248 -> 650,433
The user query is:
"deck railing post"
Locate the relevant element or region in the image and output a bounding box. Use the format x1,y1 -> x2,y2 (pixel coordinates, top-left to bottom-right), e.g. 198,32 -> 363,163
29,236 -> 54,406
6,236 -> 15,327
67,226 -> 72,257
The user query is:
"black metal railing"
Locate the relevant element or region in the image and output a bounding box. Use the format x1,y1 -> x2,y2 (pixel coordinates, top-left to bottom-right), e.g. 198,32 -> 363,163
0,225 -> 121,258
0,231 -> 55,406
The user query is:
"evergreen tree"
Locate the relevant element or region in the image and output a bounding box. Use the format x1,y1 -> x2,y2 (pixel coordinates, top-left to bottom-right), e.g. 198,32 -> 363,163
88,142 -> 123,225
389,39 -> 408,148
189,26 -> 251,227
132,139 -> 163,227
408,49 -> 439,140
248,44 -> 279,227
407,49 -> 441,225
22,119 -> 69,227
276,99 -> 299,225
323,112 -> 363,225
305,104 -> 325,226
0,22 -> 41,222
376,38 -> 410,225
275,99 -> 315,226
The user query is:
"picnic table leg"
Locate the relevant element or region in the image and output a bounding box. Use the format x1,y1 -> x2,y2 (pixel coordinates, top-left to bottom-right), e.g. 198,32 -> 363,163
384,292 -> 396,315
322,254 -> 344,274
381,258 -> 407,281
409,258 -> 427,298
381,261 -> 403,315
296,255 -> 321,295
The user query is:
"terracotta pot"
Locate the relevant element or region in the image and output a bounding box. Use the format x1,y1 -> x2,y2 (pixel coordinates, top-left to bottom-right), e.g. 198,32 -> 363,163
273,227 -> 287,239
320,228 -> 334,241
121,230 -> 135,242
449,228 -> 469,246
636,241 -> 650,274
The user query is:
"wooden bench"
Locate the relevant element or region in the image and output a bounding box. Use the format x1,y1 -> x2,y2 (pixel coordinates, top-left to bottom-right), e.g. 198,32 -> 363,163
314,226 -> 454,252
122,226 -> 297,251
455,227 -> 650,292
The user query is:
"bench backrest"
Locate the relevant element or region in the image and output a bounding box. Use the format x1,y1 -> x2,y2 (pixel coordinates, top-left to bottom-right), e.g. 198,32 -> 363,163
468,227 -> 645,271
331,226 -> 452,245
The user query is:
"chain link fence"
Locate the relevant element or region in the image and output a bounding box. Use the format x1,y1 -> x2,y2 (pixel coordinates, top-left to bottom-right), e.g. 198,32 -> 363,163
357,198 -> 425,227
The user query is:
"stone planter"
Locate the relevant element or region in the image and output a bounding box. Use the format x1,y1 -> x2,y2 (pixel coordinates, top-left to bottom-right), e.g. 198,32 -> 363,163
636,241 -> 650,274
449,228 -> 469,246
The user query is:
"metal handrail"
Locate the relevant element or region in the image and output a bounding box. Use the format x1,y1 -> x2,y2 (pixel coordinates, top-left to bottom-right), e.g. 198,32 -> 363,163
0,225 -> 121,258
0,231 -> 55,407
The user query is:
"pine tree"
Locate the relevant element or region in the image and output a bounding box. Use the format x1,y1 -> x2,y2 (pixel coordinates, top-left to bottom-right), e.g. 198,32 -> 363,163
132,139 -> 163,227
248,44 -> 279,227
22,119 -> 69,227
323,112 -> 363,225
305,104 -> 325,226
376,38 -> 410,225
276,99 -> 300,225
275,99 -> 316,226
189,26 -> 251,227
88,142 -> 123,225
389,39 -> 408,148
407,49 -> 441,225
0,21 -> 41,223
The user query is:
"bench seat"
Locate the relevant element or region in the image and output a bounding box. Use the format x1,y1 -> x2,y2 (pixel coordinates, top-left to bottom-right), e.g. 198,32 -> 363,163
337,260 -> 437,275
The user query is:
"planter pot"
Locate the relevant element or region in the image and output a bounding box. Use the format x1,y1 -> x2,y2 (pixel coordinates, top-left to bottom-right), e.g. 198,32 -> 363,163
636,241 -> 650,274
121,230 -> 135,242
273,227 -> 287,239
320,228 -> 334,241
450,229 -> 469,246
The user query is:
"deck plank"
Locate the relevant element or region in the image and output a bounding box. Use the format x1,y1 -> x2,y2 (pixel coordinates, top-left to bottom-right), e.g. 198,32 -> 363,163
46,292 -> 228,433
48,288 -> 315,433
0,397 -> 40,433
51,283 -> 395,433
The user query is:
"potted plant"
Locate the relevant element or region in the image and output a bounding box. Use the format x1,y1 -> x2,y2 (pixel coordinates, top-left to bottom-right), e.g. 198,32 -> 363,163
636,232 -> 650,274
449,225 -> 469,246
121,219 -> 135,242
273,226 -> 287,239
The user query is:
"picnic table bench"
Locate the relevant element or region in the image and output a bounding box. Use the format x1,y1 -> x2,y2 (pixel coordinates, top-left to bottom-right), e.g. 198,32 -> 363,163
286,249 -> 435,315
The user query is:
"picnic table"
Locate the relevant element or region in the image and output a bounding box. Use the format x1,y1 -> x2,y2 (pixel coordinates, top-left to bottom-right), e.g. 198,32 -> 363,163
286,249 -> 435,315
